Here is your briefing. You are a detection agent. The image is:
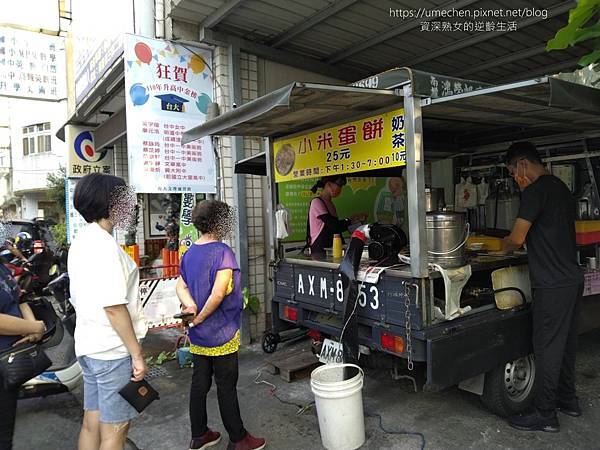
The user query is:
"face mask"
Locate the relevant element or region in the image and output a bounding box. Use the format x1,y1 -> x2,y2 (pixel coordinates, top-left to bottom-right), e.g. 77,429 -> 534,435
109,186 -> 139,232
514,163 -> 531,190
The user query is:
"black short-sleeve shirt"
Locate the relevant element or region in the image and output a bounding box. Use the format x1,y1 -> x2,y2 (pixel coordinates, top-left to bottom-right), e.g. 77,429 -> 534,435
517,174 -> 583,288
0,264 -> 22,350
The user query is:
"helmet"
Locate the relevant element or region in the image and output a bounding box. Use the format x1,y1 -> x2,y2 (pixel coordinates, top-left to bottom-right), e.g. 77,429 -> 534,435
14,231 -> 33,253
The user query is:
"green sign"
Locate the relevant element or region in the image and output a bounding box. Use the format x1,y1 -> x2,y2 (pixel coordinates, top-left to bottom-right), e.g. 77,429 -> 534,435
278,176 -> 408,242
178,193 -> 205,256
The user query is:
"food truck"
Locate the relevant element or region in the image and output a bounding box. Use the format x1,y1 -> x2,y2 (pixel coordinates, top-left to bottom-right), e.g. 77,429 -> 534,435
183,68 -> 600,416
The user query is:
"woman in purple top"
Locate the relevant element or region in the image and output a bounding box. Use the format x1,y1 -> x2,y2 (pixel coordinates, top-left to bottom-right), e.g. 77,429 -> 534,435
176,200 -> 265,450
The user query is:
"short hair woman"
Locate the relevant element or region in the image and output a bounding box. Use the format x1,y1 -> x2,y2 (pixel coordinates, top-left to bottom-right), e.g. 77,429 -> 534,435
177,200 -> 265,450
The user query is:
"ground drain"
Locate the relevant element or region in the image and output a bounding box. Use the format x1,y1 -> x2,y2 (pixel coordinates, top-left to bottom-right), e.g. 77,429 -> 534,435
146,365 -> 168,380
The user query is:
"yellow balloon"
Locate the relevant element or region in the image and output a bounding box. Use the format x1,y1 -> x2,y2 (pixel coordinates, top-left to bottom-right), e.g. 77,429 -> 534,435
189,55 -> 206,74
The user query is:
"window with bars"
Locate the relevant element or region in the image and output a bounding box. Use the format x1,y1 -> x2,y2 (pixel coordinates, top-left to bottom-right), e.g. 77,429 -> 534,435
22,122 -> 52,156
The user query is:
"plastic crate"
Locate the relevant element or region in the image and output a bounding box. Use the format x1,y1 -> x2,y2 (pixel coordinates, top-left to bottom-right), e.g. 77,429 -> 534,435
576,221 -> 600,233
576,231 -> 600,245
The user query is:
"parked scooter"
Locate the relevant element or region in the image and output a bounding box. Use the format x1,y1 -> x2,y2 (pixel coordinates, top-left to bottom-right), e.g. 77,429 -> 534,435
19,273 -> 82,398
0,246 -> 60,296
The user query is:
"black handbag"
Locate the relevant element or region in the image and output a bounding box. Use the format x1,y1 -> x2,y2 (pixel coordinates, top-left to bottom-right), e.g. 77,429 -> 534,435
118,379 -> 160,413
0,342 -> 52,390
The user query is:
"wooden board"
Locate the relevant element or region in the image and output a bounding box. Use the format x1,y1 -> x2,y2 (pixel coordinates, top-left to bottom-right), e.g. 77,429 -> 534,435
265,347 -> 320,383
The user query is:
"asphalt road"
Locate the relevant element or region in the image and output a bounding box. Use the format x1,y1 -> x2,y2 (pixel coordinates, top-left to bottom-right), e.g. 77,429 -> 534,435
12,328 -> 600,450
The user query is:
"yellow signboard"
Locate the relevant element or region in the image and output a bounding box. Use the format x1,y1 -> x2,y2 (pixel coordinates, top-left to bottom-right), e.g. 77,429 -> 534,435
273,108 -> 406,183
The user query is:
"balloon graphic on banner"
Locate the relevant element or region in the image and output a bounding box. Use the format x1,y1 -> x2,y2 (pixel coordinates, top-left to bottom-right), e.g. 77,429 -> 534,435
195,93 -> 211,114
189,54 -> 206,74
134,42 -> 153,64
130,83 -> 149,106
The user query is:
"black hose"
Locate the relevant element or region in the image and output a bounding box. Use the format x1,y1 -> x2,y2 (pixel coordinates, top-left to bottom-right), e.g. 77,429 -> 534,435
339,235 -> 367,367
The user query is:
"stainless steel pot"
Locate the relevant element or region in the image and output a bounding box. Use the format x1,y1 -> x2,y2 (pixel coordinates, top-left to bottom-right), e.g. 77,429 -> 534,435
425,188 -> 446,212
426,211 -> 467,268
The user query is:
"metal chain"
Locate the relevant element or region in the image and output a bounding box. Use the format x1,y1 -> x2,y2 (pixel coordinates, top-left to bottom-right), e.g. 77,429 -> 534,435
404,282 -> 414,371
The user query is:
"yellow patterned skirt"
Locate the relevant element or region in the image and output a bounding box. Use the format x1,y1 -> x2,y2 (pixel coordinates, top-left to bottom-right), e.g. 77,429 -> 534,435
189,330 -> 240,356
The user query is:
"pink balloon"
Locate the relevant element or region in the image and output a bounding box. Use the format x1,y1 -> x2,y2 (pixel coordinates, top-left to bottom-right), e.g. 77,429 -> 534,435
135,42 -> 152,64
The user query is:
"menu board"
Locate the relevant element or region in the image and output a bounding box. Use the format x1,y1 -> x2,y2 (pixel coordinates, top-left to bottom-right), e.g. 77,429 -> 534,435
273,108 -> 406,183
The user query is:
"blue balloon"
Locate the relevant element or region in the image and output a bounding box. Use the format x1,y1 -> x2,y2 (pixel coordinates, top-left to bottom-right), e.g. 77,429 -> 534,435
130,83 -> 149,106
195,93 -> 211,114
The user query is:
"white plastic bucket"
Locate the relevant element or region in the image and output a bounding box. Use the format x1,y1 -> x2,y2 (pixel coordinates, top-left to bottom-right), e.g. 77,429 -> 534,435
310,364 -> 365,450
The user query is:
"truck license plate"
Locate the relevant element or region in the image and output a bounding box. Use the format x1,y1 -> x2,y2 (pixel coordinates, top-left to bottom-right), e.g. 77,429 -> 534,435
319,338 -> 344,364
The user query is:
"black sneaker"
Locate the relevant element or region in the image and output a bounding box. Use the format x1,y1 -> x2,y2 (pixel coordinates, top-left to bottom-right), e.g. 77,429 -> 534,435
558,398 -> 582,417
508,410 -> 560,433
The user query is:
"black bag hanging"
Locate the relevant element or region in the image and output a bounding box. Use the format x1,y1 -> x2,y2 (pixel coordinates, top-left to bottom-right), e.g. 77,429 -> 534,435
119,379 -> 160,413
0,343 -> 52,390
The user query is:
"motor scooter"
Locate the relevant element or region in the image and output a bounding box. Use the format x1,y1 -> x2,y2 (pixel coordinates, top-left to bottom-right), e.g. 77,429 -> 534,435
19,273 -> 82,399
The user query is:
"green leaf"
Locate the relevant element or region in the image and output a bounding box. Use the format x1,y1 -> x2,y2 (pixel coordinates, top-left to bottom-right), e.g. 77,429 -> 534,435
242,287 -> 249,309
547,1 -> 600,50
573,21 -> 600,44
248,295 -> 261,314
579,49 -> 600,66
155,350 -> 176,365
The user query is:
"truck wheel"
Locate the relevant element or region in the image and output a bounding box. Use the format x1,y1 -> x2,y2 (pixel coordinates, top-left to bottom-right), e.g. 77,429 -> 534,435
261,332 -> 279,354
481,355 -> 536,417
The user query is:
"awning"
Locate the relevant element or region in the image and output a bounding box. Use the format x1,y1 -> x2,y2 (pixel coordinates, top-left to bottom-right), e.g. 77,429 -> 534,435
422,77 -> 600,150
182,82 -> 401,143
234,152 -> 266,176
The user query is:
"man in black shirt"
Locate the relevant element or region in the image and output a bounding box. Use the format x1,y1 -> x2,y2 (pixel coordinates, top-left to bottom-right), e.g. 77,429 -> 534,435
502,142 -> 583,432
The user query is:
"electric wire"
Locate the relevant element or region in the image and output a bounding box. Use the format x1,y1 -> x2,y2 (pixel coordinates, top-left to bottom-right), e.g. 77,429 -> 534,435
254,364 -> 315,415
255,365 -> 426,447
366,411 -> 426,450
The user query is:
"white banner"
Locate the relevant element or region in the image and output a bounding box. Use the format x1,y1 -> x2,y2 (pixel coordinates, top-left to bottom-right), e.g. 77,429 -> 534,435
65,125 -> 114,178
72,0 -> 133,104
65,179 -> 88,244
0,27 -> 66,100
124,34 -> 216,194
140,277 -> 182,328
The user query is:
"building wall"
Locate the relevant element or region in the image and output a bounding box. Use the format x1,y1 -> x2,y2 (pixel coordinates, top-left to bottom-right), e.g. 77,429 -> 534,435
0,98 -> 12,210
260,60 -> 344,94
213,47 -> 268,341
8,98 -> 68,218
213,50 -> 352,340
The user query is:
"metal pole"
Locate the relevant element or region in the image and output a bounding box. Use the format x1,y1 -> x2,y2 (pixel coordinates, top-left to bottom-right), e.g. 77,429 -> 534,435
404,84 -> 428,278
228,43 -> 250,344
264,138 -> 278,261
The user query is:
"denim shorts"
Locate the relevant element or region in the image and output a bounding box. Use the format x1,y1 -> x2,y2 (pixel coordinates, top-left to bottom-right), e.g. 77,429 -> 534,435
78,356 -> 138,423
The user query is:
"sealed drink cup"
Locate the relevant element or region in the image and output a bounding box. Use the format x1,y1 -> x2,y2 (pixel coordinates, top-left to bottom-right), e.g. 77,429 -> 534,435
332,234 -> 342,259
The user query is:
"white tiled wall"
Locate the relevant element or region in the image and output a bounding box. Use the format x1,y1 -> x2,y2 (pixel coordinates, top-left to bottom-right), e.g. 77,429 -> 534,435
214,47 -> 268,341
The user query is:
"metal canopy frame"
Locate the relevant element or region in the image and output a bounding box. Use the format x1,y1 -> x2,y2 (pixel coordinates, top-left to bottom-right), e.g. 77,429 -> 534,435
182,82 -> 401,143
182,73 -> 600,288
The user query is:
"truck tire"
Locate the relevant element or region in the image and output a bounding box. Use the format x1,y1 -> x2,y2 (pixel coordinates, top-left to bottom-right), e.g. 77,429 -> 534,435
481,354 -> 536,417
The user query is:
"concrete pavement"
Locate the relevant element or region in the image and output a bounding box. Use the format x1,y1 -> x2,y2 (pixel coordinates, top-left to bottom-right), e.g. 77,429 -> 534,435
13,328 -> 600,450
